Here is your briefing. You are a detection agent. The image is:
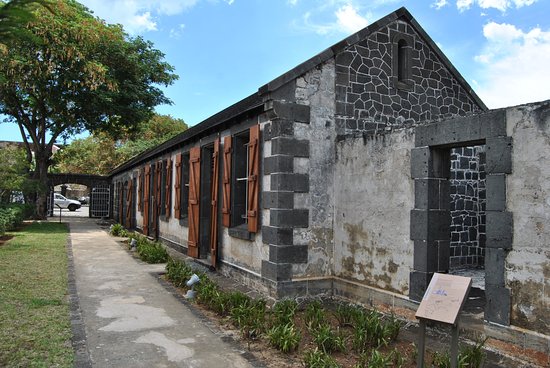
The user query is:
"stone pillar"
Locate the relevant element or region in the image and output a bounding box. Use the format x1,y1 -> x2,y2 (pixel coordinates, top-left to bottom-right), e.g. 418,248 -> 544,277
410,147 -> 451,301
261,101 -> 310,284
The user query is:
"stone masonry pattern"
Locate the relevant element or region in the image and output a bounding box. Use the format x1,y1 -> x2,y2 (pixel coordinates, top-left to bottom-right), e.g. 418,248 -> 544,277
450,146 -> 486,268
335,20 -> 484,135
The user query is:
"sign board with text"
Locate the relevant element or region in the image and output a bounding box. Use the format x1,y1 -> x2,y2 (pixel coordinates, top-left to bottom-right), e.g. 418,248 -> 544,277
415,273 -> 472,325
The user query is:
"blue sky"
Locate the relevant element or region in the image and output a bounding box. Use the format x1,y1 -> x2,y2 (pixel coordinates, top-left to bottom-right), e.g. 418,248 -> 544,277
2,0 -> 550,142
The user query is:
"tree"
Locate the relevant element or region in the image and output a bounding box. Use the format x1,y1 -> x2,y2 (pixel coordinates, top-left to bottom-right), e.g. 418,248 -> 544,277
0,0 -> 51,44
54,114 -> 188,175
0,144 -> 39,204
0,0 -> 178,218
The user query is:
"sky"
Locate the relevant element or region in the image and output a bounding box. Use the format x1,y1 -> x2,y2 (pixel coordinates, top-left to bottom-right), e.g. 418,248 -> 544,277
2,0 -> 550,142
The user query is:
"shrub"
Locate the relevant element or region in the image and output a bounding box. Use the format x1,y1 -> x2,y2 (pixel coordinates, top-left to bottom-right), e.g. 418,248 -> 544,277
136,240 -> 168,263
110,223 -> 129,237
303,348 -> 341,368
0,204 -> 31,236
271,298 -> 298,326
310,324 -> 346,354
267,322 -> 301,353
304,300 -> 326,330
165,257 -> 194,287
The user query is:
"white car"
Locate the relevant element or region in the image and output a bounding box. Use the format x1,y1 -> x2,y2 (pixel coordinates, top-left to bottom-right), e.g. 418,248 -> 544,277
54,193 -> 81,211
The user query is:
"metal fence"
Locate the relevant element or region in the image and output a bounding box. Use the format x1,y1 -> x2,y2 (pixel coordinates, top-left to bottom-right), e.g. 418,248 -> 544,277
90,185 -> 110,218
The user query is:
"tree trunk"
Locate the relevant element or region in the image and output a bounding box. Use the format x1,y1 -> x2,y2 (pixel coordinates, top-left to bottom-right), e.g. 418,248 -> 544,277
32,148 -> 51,219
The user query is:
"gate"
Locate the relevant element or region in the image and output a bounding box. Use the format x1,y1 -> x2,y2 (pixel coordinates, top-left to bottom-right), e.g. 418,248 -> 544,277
90,185 -> 110,218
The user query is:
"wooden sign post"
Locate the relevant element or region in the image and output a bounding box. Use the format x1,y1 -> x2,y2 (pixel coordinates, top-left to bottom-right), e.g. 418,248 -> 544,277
415,273 -> 472,368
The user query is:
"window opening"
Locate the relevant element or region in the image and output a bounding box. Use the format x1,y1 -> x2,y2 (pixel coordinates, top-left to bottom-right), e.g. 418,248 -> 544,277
232,130 -> 250,227
397,39 -> 407,82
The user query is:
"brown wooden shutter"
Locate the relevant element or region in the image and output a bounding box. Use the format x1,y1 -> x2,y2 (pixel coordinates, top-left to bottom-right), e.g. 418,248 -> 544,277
152,162 -> 162,237
222,136 -> 232,227
210,139 -> 220,268
137,170 -> 142,212
165,158 -> 172,217
143,166 -> 150,235
247,125 -> 260,233
126,180 -> 132,228
119,182 -> 124,225
187,147 -> 201,258
174,153 -> 182,219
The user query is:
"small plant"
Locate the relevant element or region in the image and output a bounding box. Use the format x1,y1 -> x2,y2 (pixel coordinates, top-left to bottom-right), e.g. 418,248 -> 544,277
334,302 -> 357,327
459,336 -> 487,368
136,240 -> 168,263
432,350 -> 451,368
230,298 -> 267,341
165,257 -> 194,287
310,324 -> 346,354
267,322 -> 301,353
303,348 -> 341,368
366,349 -> 395,368
382,314 -> 401,343
110,223 -> 128,237
304,300 -> 326,330
271,298 -> 298,326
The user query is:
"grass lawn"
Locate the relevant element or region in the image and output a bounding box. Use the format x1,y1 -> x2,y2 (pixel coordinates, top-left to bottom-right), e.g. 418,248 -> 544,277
0,222 -> 73,367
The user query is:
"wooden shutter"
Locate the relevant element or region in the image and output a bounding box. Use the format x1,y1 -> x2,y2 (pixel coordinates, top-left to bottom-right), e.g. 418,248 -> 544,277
126,180 -> 132,228
210,139 -> 220,268
187,147 -> 201,258
118,182 -> 124,225
174,153 -> 182,219
143,166 -> 150,235
137,170 -> 142,212
247,125 -> 260,233
222,136 -> 232,227
152,162 -> 162,237
165,158 -> 172,217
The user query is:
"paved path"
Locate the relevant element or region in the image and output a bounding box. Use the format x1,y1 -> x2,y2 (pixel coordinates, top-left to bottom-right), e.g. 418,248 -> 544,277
66,217 -> 255,368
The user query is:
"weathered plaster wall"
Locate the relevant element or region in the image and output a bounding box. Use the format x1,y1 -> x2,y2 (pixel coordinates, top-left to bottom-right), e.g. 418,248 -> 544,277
292,60 -> 337,279
333,128 -> 415,294
506,101 -> 550,335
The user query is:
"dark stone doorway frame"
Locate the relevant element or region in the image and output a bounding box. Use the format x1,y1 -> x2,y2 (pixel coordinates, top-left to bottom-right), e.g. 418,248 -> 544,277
410,110 -> 513,325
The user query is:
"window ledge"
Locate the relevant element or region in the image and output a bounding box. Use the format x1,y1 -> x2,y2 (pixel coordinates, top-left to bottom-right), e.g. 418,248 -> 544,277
228,224 -> 254,241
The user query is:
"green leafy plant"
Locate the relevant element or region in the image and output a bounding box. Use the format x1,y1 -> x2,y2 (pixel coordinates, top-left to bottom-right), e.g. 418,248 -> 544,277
165,257 -> 194,288
136,240 -> 168,263
432,350 -> 451,368
110,223 -> 128,237
0,203 -> 32,235
267,322 -> 301,353
305,300 -> 326,330
271,298 -> 298,326
230,298 -> 267,341
459,336 -> 487,368
303,348 -> 341,368
310,324 -> 346,354
334,302 -> 357,327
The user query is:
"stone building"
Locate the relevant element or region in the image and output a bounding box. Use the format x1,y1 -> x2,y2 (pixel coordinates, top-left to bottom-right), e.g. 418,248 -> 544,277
110,7 -> 549,360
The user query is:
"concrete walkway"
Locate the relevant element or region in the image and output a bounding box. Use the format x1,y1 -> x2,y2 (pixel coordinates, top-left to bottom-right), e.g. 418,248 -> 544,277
66,217 -> 256,368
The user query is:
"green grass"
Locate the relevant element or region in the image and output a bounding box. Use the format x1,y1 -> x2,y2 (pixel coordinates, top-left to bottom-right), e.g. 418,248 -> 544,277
0,222 -> 73,367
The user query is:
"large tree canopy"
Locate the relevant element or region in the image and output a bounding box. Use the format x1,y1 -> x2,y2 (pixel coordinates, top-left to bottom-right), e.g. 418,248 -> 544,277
55,114 -> 188,175
0,0 -> 178,217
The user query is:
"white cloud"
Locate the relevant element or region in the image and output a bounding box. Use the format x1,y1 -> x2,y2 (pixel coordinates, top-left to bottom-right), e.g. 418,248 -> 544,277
301,3 -> 369,35
79,0 -> 203,34
169,23 -> 186,38
432,0 -> 449,9
475,22 -> 550,108
335,4 -> 369,34
456,0 -> 538,12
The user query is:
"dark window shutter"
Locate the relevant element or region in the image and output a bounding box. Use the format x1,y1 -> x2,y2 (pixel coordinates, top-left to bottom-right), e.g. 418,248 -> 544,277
143,166 -> 150,235
137,170 -> 142,212
187,147 -> 201,258
119,182 -> 123,225
210,138 -> 220,268
222,135 -> 232,227
174,154 -> 182,218
247,125 -> 260,233
126,180 -> 132,228
165,158 -> 172,217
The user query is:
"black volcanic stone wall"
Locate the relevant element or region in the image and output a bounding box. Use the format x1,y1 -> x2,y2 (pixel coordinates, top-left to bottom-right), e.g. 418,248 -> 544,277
335,20 -> 483,135
450,146 -> 486,268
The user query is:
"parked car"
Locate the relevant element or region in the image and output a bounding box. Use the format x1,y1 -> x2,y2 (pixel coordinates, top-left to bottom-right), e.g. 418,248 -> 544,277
54,193 -> 81,211
78,196 -> 90,205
